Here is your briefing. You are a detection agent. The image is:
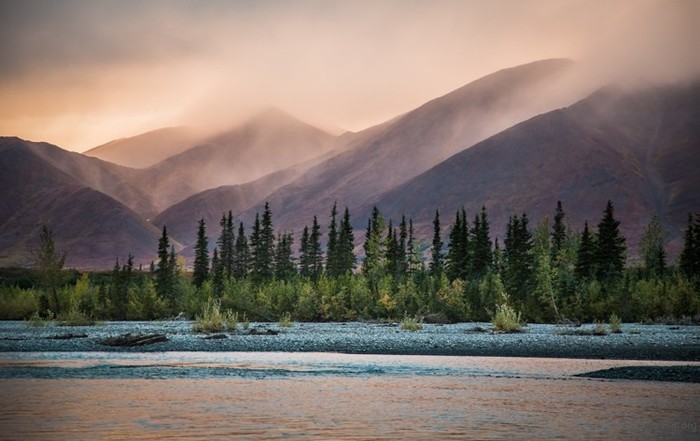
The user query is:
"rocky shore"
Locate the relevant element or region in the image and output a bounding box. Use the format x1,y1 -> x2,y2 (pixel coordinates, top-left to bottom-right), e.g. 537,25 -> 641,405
1,321 -> 698,362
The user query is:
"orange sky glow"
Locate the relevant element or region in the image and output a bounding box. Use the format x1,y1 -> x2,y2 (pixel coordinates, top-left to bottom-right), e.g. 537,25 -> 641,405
0,0 -> 698,152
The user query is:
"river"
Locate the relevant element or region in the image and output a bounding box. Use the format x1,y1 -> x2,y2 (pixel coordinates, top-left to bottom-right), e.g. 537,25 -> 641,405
0,352 -> 698,439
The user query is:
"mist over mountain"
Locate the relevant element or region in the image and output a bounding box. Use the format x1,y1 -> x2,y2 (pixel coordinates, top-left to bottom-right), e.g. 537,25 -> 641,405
1,59 -> 698,269
84,126 -> 203,169
370,80 -> 700,257
135,108 -> 339,212
235,59 -> 583,230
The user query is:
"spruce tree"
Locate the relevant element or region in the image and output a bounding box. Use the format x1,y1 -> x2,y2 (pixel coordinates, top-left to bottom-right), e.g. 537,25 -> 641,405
398,215 -> 408,278
211,247 -> 224,295
299,225 -> 311,277
446,209 -> 469,281
337,207 -> 356,275
679,213 -> 700,279
217,211 -> 234,279
594,200 -> 626,281
362,206 -> 385,276
430,209 -> 444,277
155,226 -> 173,303
274,232 -> 296,279
233,222 -> 249,279
575,221 -> 595,280
551,201 -> 566,260
471,206 -> 493,279
34,225 -> 66,314
193,218 -> 210,288
326,202 -> 339,276
309,216 -> 323,278
638,215 -> 667,277
503,213 -> 533,306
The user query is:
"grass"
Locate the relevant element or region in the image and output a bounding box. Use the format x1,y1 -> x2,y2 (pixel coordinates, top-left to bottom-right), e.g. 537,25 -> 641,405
593,321 -> 609,336
279,312 -> 294,328
558,322 -> 610,336
57,308 -> 100,326
27,310 -> 54,327
192,300 -> 238,333
400,315 -> 423,331
609,313 -> 622,333
491,302 -> 523,333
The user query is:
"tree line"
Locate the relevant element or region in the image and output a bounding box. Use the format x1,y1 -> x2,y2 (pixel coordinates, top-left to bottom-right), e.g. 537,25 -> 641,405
2,201 -> 699,323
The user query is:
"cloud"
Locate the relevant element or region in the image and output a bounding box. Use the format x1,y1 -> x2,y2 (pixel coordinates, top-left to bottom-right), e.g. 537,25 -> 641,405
0,0 -> 697,151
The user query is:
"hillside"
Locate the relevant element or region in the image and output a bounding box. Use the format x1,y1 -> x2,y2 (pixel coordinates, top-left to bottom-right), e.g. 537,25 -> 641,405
370,81 -> 700,256
0,138 -> 166,269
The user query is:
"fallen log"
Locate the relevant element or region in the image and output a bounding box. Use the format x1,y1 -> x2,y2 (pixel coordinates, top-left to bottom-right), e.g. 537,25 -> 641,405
100,333 -> 168,347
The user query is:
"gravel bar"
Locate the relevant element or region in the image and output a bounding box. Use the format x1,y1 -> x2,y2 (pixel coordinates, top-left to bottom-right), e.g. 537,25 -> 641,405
576,365 -> 700,382
1,321 -> 698,361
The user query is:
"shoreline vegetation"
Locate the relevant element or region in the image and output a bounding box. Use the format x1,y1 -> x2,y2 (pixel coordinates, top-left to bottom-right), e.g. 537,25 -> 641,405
1,201 -> 698,337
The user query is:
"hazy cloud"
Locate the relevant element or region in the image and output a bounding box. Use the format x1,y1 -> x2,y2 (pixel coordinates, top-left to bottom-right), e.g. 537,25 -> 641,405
0,0 -> 697,151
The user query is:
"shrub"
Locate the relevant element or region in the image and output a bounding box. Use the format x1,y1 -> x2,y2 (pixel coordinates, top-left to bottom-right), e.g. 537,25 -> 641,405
193,300 -> 237,333
279,312 -> 294,328
593,321 -> 609,336
57,308 -> 100,326
400,314 -> 423,331
609,313 -> 622,333
491,294 -> 523,333
27,310 -> 54,327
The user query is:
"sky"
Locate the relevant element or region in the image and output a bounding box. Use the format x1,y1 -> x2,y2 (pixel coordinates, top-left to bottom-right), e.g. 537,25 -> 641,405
0,0 -> 698,152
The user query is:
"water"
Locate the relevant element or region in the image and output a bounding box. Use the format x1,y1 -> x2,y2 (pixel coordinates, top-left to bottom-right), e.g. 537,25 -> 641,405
1,352 -> 699,440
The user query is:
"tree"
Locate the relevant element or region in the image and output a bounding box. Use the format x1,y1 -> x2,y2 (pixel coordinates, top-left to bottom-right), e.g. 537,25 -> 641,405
299,225 -> 311,277
594,200 -> 626,281
33,225 -> 66,314
211,247 -> 224,295
309,216 -> 324,278
217,211 -> 234,279
250,203 -> 276,282
233,222 -> 249,279
155,226 -> 175,305
362,206 -> 385,276
679,213 -> 700,279
471,207 -> 493,279
430,209 -> 444,277
551,201 -> 566,260
326,202 -> 339,276
193,218 -> 210,288
638,215 -> 667,276
446,209 -> 469,281
275,232 -> 296,279
575,221 -> 595,280
503,213 -> 533,307
336,207 -> 356,276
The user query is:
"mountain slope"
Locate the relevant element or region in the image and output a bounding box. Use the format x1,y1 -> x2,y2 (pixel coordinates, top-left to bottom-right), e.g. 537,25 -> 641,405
371,81 -> 700,256
138,108 -> 338,212
236,59 -> 582,231
84,126 -> 202,169
0,138 -> 165,269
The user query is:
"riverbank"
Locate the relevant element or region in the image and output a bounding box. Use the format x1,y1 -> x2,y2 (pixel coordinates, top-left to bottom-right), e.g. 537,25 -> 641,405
1,321 -> 698,361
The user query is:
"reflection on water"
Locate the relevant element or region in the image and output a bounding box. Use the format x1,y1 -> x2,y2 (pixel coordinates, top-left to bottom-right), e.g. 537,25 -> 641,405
0,353 -> 698,440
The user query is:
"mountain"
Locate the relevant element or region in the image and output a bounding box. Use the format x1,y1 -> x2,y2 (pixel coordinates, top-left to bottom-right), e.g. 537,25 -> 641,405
84,126 -> 202,169
0,138 -> 165,269
370,80 -> 700,256
137,108 -> 338,212
234,59 -> 582,230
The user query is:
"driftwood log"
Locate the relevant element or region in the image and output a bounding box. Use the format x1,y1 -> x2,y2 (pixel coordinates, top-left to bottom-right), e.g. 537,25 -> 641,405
100,333 -> 168,347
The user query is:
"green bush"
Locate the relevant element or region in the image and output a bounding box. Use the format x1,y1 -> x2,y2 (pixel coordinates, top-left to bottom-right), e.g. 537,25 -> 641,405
400,314 -> 423,331
193,300 -> 237,333
491,294 -> 523,333
279,312 -> 294,328
0,285 -> 40,319
609,313 -> 622,333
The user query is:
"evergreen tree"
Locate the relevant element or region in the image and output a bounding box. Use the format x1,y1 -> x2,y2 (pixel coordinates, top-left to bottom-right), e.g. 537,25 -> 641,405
336,207 -> 356,275
638,215 -> 667,276
551,201 -> 566,260
471,206 -> 493,279
110,254 -> 134,320
211,247 -> 224,295
362,206 -> 385,275
155,226 -> 174,304
430,209 -> 444,277
233,222 -> 249,279
326,202 -> 339,276
446,209 -> 469,281
217,211 -> 234,279
406,219 -> 422,274
594,200 -> 626,281
679,213 -> 700,279
398,215 -> 408,277
309,216 -> 324,278
575,221 -> 595,280
33,225 -> 66,314
193,218 -> 210,288
299,225 -> 311,277
503,213 -> 533,306
250,205 -> 276,283
275,232 -> 296,279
